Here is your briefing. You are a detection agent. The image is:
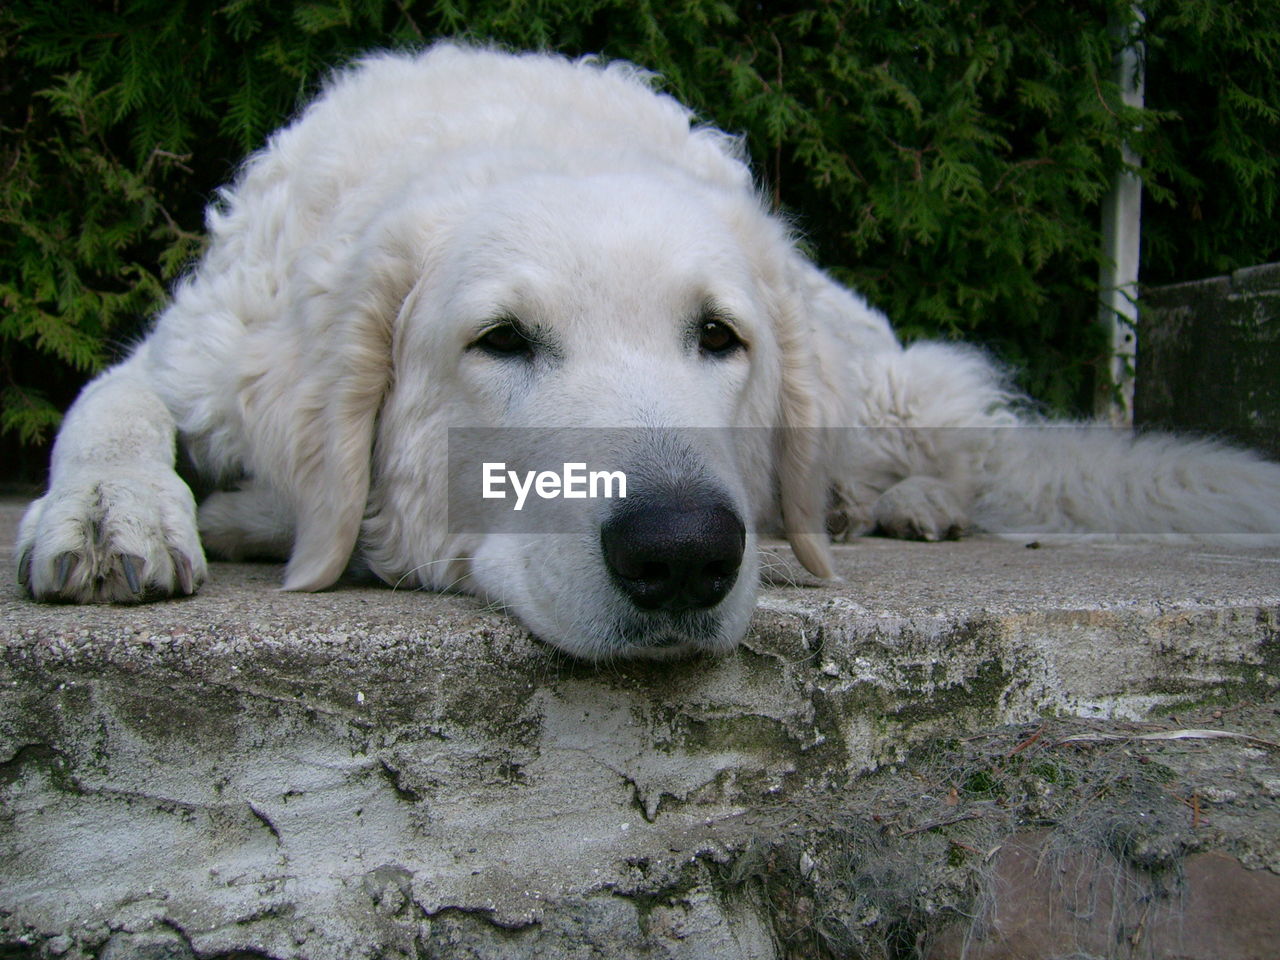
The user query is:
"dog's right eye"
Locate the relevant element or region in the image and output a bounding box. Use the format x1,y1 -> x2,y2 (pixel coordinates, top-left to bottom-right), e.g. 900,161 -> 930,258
472,320 -> 534,358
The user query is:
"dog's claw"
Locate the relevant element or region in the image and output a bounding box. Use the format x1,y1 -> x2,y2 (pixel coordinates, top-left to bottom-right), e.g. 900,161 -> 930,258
172,551 -> 196,596
17,548 -> 32,588
54,552 -> 76,592
121,554 -> 143,594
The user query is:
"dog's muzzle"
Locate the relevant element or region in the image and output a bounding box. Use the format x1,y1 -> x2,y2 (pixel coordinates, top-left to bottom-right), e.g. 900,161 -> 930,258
600,496 -> 745,613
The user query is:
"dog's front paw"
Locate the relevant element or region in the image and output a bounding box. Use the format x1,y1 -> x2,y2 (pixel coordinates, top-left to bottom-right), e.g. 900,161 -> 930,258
17,467 -> 207,603
873,476 -> 969,541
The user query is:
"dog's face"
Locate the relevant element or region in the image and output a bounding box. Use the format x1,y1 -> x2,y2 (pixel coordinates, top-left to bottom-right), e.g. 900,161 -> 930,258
358,171 -> 821,659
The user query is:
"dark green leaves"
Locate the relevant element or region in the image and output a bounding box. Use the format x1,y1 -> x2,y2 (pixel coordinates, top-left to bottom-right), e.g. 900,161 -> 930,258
2,0 -> 1276,458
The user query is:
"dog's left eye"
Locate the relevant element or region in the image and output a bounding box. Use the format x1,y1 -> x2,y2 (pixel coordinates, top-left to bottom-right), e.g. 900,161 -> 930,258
472,320 -> 535,358
698,318 -> 745,357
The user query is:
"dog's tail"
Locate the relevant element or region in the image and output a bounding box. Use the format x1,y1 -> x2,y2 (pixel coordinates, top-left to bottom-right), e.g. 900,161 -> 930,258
974,423 -> 1280,538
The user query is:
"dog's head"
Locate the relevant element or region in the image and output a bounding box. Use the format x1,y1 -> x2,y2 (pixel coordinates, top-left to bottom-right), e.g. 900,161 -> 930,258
267,169 -> 832,659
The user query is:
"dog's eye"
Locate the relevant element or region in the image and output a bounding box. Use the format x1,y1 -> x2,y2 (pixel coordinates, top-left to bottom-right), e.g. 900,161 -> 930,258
698,318 -> 745,357
473,320 -> 534,358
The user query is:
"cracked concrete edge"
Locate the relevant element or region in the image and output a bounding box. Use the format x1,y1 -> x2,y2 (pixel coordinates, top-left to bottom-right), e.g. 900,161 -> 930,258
3,498 -> 1280,958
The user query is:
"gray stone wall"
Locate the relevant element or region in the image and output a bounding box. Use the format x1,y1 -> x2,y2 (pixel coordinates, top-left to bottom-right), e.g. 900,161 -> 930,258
1137,262 -> 1280,458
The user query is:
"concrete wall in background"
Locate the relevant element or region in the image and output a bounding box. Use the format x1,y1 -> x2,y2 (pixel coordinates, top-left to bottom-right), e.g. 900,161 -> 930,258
1137,262 -> 1280,458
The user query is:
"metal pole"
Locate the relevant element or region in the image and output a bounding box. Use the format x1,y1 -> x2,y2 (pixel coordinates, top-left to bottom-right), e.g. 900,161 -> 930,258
1096,6 -> 1145,426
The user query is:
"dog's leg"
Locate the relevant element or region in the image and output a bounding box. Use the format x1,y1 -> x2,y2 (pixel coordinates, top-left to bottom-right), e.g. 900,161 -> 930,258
198,483 -> 294,561
16,356 -> 207,602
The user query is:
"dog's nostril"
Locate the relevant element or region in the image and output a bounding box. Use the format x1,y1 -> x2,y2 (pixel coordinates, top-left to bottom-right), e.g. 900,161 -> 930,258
600,499 -> 745,613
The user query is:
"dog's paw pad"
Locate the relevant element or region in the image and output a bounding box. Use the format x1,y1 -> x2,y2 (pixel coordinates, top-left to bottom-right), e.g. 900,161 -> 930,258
16,469 -> 207,603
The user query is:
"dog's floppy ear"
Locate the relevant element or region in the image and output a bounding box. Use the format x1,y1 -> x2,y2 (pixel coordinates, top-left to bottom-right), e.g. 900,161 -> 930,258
774,263 -> 836,579
238,230 -> 419,592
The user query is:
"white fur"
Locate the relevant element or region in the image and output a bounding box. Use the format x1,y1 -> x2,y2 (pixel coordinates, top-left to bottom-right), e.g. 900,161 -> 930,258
16,44 -> 1280,658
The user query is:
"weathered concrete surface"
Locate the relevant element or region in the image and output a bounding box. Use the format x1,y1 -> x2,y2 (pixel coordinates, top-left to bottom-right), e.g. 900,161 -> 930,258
1138,261 -> 1280,458
2,497 -> 1279,959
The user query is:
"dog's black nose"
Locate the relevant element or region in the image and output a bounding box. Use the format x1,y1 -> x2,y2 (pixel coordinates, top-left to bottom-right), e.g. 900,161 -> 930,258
601,499 -> 745,612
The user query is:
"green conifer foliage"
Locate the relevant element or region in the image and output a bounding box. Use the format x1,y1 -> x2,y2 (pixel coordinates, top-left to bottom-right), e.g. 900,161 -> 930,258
2,1 -> 1277,470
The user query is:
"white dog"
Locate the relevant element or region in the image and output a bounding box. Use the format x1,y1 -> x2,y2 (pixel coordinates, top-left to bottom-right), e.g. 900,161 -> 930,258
16,45 -> 1280,660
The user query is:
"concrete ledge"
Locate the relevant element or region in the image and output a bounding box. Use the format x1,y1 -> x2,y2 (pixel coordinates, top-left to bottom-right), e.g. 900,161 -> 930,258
3,498 -> 1279,958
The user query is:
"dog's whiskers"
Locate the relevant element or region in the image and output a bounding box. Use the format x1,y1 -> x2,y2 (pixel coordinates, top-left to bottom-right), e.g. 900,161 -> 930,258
758,548 -> 803,588
390,555 -> 474,592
